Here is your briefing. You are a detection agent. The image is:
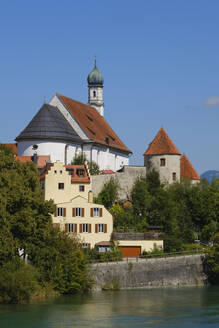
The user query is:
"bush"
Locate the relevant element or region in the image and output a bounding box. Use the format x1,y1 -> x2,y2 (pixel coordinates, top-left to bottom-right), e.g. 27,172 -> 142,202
141,246 -> 163,258
29,230 -> 92,294
0,260 -> 41,303
164,234 -> 183,253
204,244 -> 219,285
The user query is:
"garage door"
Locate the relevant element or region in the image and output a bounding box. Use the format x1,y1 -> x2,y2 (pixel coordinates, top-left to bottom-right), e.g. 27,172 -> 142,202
119,246 -> 141,258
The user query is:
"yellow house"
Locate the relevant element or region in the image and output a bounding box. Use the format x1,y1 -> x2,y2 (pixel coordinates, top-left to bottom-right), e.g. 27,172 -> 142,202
40,160 -> 163,256
40,161 -> 113,249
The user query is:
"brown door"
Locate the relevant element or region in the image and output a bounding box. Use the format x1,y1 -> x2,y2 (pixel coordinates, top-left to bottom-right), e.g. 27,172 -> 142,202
119,246 -> 141,258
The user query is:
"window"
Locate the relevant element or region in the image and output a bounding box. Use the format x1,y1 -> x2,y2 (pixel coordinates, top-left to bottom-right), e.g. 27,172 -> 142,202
98,224 -> 104,233
82,224 -> 89,233
68,223 -> 74,233
160,158 -> 166,167
54,170 -> 57,174
91,208 -> 102,217
82,243 -> 89,248
72,208 -> 84,217
98,246 -> 111,253
57,208 -> 63,216
76,168 -> 85,177
79,185 -> 85,192
66,168 -> 74,177
58,183 -> 64,190
93,208 -> 100,217
93,90 -> 96,97
65,223 -> 76,233
172,172 -> 176,181
76,208 -> 82,217
40,182 -> 45,190
60,170 -> 62,174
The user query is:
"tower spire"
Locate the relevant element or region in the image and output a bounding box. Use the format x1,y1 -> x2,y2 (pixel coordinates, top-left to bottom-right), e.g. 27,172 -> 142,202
87,59 -> 104,116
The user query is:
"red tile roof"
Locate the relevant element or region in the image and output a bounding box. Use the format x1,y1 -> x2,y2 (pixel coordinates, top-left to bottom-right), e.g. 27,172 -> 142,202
95,241 -> 111,246
64,164 -> 90,183
16,155 -> 50,168
101,169 -> 115,174
4,143 -> 18,155
57,93 -> 132,154
180,154 -> 200,181
144,128 -> 181,156
40,164 -> 90,183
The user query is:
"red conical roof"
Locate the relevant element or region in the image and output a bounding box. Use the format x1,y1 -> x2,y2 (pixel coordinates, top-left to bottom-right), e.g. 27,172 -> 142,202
144,128 -> 181,156
180,154 -> 200,181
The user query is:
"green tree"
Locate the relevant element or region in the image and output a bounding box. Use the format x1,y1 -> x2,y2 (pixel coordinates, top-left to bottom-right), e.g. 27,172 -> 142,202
95,177 -> 119,209
130,177 -> 150,231
0,145 -> 92,299
110,203 -> 134,231
71,152 -> 100,175
29,230 -> 92,294
205,243 -> 219,284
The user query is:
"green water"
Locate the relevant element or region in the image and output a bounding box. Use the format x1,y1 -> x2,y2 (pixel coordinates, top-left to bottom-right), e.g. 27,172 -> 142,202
0,287 -> 219,328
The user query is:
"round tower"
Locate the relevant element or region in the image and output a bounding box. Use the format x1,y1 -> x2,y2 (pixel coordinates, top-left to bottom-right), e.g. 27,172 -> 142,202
87,58 -> 104,116
144,128 -> 181,184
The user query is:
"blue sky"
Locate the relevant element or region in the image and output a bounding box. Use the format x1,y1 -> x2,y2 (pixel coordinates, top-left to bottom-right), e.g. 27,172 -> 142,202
1,0 -> 219,174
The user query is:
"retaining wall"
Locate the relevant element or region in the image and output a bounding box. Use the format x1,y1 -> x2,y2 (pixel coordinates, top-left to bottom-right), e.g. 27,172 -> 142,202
91,254 -> 207,290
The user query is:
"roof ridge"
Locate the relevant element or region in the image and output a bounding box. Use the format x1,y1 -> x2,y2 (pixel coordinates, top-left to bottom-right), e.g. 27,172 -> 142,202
56,93 -> 97,111
56,93 -> 132,154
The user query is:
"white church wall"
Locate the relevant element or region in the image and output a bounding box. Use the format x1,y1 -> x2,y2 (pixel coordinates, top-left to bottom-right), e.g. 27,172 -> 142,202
108,150 -> 129,172
17,140 -> 82,165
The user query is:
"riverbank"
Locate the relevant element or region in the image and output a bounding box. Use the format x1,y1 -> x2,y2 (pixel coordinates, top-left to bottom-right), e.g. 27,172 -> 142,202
91,254 -> 207,290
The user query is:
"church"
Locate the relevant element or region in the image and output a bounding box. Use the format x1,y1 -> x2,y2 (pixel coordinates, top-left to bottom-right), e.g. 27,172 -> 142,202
15,60 -> 132,171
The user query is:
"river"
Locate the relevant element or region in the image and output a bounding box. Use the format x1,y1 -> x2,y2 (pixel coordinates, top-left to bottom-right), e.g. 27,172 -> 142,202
0,286 -> 219,327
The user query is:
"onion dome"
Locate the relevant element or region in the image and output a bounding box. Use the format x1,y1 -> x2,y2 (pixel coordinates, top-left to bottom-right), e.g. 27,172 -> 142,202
87,58 -> 104,86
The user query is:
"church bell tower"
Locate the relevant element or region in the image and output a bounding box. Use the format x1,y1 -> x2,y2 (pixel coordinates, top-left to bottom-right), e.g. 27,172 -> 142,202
87,58 -> 104,116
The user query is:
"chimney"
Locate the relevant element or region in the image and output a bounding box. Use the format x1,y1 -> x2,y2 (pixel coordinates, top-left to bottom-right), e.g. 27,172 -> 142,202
88,190 -> 93,203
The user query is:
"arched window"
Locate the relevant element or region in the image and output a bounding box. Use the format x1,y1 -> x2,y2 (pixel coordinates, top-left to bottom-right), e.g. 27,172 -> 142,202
93,90 -> 96,97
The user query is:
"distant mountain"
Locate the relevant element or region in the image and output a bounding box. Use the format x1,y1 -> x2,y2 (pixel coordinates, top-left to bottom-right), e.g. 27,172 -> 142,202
200,170 -> 219,182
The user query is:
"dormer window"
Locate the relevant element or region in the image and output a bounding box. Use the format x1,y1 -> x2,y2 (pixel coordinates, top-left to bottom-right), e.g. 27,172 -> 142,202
93,90 -> 96,97
66,168 -> 74,177
76,168 -> 85,177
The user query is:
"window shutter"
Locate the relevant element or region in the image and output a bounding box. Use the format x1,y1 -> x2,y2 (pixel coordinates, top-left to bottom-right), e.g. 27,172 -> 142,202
88,243 -> 91,249
104,224 -> 107,233
63,208 -> 66,217
54,209 -> 57,217
89,224 -> 91,233
72,208 -> 75,217
82,208 -> 85,217
65,223 -> 68,232
95,224 -> 98,233
100,208 -> 103,217
90,208 -> 93,217
79,224 -> 82,233
74,224 -> 77,233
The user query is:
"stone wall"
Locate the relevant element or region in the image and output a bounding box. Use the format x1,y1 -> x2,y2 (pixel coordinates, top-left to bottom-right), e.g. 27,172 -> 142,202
91,165 -> 146,200
91,254 -> 207,290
